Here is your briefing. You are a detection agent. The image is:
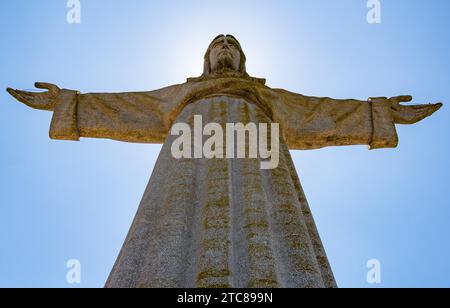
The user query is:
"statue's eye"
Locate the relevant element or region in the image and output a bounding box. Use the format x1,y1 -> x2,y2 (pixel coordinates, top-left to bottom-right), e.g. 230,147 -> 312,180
228,41 -> 239,48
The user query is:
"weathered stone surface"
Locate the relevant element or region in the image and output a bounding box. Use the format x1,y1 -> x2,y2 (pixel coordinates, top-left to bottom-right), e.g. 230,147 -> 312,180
105,97 -> 334,288
6,34 -> 442,288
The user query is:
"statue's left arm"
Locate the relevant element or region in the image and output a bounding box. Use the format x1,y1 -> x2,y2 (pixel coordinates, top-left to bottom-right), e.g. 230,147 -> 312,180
7,82 -> 184,144
268,89 -> 442,150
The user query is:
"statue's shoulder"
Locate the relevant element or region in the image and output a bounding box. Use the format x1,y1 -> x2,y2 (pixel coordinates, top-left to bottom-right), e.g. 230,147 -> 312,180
270,87 -> 302,95
146,82 -> 188,97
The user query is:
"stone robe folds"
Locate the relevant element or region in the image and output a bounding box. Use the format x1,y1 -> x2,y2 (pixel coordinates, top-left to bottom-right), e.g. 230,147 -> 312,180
48,77 -> 398,288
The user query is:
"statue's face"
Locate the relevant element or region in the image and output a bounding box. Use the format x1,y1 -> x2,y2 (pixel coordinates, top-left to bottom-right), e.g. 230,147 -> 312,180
209,36 -> 241,73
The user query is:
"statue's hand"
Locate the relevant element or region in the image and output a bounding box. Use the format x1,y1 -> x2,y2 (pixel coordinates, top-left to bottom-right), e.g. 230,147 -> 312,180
7,82 -> 61,111
369,96 -> 442,124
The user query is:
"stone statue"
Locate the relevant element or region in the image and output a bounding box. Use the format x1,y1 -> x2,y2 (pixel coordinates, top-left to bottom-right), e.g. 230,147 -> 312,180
7,35 -> 442,288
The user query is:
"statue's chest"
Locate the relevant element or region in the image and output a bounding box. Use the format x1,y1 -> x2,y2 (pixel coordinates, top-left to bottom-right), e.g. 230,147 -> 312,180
177,95 -> 272,125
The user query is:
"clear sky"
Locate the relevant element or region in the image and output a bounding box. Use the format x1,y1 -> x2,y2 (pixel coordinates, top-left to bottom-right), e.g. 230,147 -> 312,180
1,0 -> 449,288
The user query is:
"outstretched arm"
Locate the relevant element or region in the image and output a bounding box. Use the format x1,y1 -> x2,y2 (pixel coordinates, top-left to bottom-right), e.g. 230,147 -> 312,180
270,89 -> 442,150
7,82 -> 183,144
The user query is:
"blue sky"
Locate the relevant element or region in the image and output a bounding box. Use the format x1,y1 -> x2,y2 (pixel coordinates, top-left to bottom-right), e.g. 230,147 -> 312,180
0,0 -> 449,288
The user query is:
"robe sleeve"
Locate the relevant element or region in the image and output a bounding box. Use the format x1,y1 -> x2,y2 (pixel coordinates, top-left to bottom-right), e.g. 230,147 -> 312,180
49,84 -> 184,144
269,89 -> 398,150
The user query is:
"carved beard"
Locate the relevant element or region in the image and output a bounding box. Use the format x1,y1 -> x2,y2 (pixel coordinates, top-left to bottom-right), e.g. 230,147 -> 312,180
213,53 -> 238,73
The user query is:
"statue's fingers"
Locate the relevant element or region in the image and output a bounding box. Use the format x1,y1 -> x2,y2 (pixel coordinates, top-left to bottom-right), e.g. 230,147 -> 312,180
391,95 -> 413,103
6,88 -> 18,98
6,88 -> 39,107
7,87 -> 56,110
423,102 -> 442,115
413,103 -> 443,122
15,90 -> 39,99
35,82 -> 58,92
413,103 -> 443,111
6,88 -> 28,102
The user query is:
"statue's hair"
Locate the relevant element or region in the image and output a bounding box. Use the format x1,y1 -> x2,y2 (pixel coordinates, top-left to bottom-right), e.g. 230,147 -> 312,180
187,34 -> 266,85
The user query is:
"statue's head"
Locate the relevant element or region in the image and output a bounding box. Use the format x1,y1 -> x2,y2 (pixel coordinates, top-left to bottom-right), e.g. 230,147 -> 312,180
203,34 -> 248,77
188,34 -> 265,84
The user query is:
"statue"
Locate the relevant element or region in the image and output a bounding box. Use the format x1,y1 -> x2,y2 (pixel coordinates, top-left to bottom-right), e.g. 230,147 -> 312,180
7,35 -> 442,288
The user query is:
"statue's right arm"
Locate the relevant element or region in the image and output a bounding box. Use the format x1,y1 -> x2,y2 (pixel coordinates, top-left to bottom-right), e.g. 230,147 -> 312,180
7,82 -> 183,144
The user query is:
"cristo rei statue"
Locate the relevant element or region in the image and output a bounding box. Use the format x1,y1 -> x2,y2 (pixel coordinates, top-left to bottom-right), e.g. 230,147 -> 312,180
7,35 -> 442,288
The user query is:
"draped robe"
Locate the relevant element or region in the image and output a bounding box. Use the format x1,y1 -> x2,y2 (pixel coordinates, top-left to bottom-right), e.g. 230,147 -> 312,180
48,77 -> 399,288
